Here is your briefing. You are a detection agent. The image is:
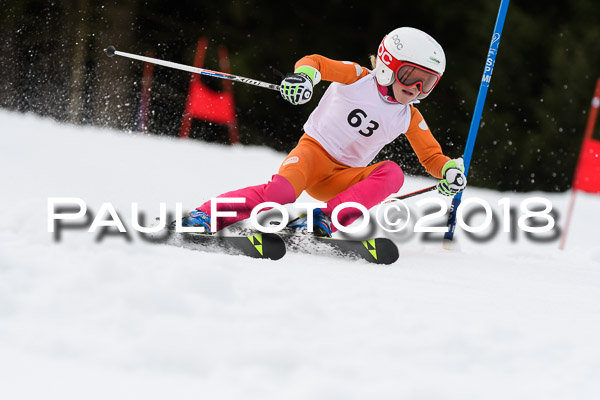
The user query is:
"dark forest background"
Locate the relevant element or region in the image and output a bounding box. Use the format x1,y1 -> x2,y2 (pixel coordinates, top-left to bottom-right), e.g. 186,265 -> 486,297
1,0 -> 599,192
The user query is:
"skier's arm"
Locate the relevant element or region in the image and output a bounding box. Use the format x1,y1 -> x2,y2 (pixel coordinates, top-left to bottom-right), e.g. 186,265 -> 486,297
294,54 -> 370,85
280,55 -> 370,105
404,106 -> 451,179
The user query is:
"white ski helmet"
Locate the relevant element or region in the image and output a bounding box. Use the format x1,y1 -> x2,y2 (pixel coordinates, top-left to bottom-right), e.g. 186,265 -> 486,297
375,27 -> 446,99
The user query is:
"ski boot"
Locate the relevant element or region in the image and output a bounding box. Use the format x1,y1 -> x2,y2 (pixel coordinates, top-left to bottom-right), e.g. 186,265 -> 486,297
170,210 -> 212,233
312,208 -> 332,238
287,208 -> 332,238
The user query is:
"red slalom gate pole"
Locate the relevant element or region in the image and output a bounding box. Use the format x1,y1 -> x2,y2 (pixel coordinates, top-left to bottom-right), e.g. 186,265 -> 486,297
559,77 -> 600,250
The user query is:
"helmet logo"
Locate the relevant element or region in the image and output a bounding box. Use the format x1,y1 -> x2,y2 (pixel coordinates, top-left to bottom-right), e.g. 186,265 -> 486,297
378,42 -> 394,66
391,34 -> 403,51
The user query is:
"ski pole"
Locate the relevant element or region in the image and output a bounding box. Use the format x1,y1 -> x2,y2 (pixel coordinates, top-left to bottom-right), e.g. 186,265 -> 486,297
104,45 -> 280,92
443,0 -> 510,245
383,185 -> 437,203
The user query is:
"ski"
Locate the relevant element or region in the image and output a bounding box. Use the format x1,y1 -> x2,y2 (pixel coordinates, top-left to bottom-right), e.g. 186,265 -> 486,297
168,230 -> 286,260
278,231 -> 399,265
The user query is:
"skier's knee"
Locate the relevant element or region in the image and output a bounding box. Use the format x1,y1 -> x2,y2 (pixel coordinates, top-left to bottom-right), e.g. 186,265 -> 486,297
374,161 -> 404,194
263,174 -> 297,204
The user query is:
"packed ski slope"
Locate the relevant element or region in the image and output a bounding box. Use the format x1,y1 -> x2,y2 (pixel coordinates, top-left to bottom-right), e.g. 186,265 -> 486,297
1,110 -> 599,400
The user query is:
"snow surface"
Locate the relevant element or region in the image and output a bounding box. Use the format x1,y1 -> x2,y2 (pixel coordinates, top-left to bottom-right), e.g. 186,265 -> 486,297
1,110 -> 600,399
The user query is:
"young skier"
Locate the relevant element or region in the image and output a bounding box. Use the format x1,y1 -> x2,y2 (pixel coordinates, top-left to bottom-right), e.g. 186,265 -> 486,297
180,27 -> 467,237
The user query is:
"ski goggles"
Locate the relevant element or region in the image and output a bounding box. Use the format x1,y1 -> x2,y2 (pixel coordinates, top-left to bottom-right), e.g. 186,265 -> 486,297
395,61 -> 441,95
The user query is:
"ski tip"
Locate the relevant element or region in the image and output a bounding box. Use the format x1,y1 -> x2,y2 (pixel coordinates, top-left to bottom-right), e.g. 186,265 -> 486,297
104,45 -> 116,57
372,238 -> 399,265
257,233 -> 287,261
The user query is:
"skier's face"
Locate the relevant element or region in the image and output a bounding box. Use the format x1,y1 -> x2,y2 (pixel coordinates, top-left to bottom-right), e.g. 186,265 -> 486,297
392,81 -> 419,104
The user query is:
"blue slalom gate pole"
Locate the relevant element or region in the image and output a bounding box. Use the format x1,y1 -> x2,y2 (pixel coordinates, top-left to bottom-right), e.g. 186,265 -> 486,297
443,0 -> 510,245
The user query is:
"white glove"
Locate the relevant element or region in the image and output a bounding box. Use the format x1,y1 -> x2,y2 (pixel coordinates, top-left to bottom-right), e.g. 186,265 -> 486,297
437,158 -> 467,196
279,65 -> 321,105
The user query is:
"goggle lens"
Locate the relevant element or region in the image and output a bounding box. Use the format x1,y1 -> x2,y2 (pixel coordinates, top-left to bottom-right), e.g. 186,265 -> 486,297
395,63 -> 440,95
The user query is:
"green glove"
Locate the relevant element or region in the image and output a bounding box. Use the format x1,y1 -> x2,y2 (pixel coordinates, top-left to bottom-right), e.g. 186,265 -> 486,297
279,65 -> 321,105
437,158 -> 467,196
294,65 -> 321,85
